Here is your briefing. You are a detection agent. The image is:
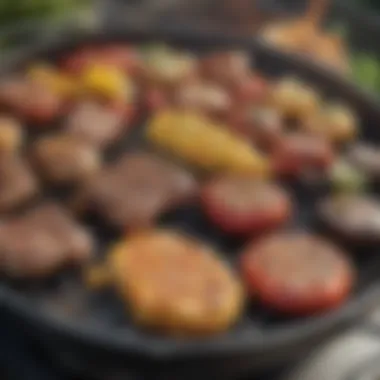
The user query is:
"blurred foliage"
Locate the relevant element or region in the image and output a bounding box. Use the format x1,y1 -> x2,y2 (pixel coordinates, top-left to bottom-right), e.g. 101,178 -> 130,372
0,0 -> 90,26
361,0 -> 380,10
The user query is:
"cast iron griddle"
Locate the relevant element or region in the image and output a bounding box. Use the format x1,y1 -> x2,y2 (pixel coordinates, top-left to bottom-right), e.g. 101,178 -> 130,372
2,26 -> 380,378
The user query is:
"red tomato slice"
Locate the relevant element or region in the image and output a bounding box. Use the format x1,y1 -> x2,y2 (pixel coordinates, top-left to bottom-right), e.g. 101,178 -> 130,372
272,133 -> 334,177
201,177 -> 292,236
240,232 -> 355,315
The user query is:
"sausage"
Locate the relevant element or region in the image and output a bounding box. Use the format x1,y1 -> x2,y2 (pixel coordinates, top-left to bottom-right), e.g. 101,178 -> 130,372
108,230 -> 244,335
0,202 -> 94,278
65,101 -> 126,149
32,134 -> 101,185
201,177 -> 292,236
318,194 -> 380,244
240,232 -> 354,315
77,152 -> 198,229
272,133 -> 334,177
0,156 -> 39,213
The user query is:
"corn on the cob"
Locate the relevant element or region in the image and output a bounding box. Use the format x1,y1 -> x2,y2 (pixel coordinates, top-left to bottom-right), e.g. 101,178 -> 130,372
147,110 -> 269,176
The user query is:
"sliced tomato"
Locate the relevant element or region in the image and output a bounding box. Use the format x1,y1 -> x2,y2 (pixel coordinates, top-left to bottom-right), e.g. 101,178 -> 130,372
272,133 -> 334,177
201,177 -> 292,236
240,232 -> 355,315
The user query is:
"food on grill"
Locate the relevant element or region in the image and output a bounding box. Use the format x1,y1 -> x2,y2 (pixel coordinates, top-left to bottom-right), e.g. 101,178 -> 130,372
318,194 -> 380,244
32,134 -> 101,185
201,177 -> 291,236
270,77 -> 320,122
81,64 -> 135,103
108,230 -> 244,335
240,232 -> 355,315
175,81 -> 232,118
0,202 -> 94,278
232,74 -> 269,105
77,152 -> 197,229
0,38 -> 374,332
141,44 -> 197,87
272,133 -> 334,177
65,101 -> 126,149
0,116 -> 24,156
200,50 -> 251,88
306,103 -> 358,143
229,106 -> 283,151
0,77 -> 65,124
147,109 -> 269,176
0,156 -> 39,212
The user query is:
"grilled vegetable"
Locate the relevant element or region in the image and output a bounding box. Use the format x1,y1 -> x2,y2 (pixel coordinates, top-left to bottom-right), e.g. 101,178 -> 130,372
241,232 -> 355,316
141,44 -> 196,86
307,103 -> 358,143
201,177 -> 291,236
81,64 -> 134,102
147,109 -> 269,176
271,77 -> 320,122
